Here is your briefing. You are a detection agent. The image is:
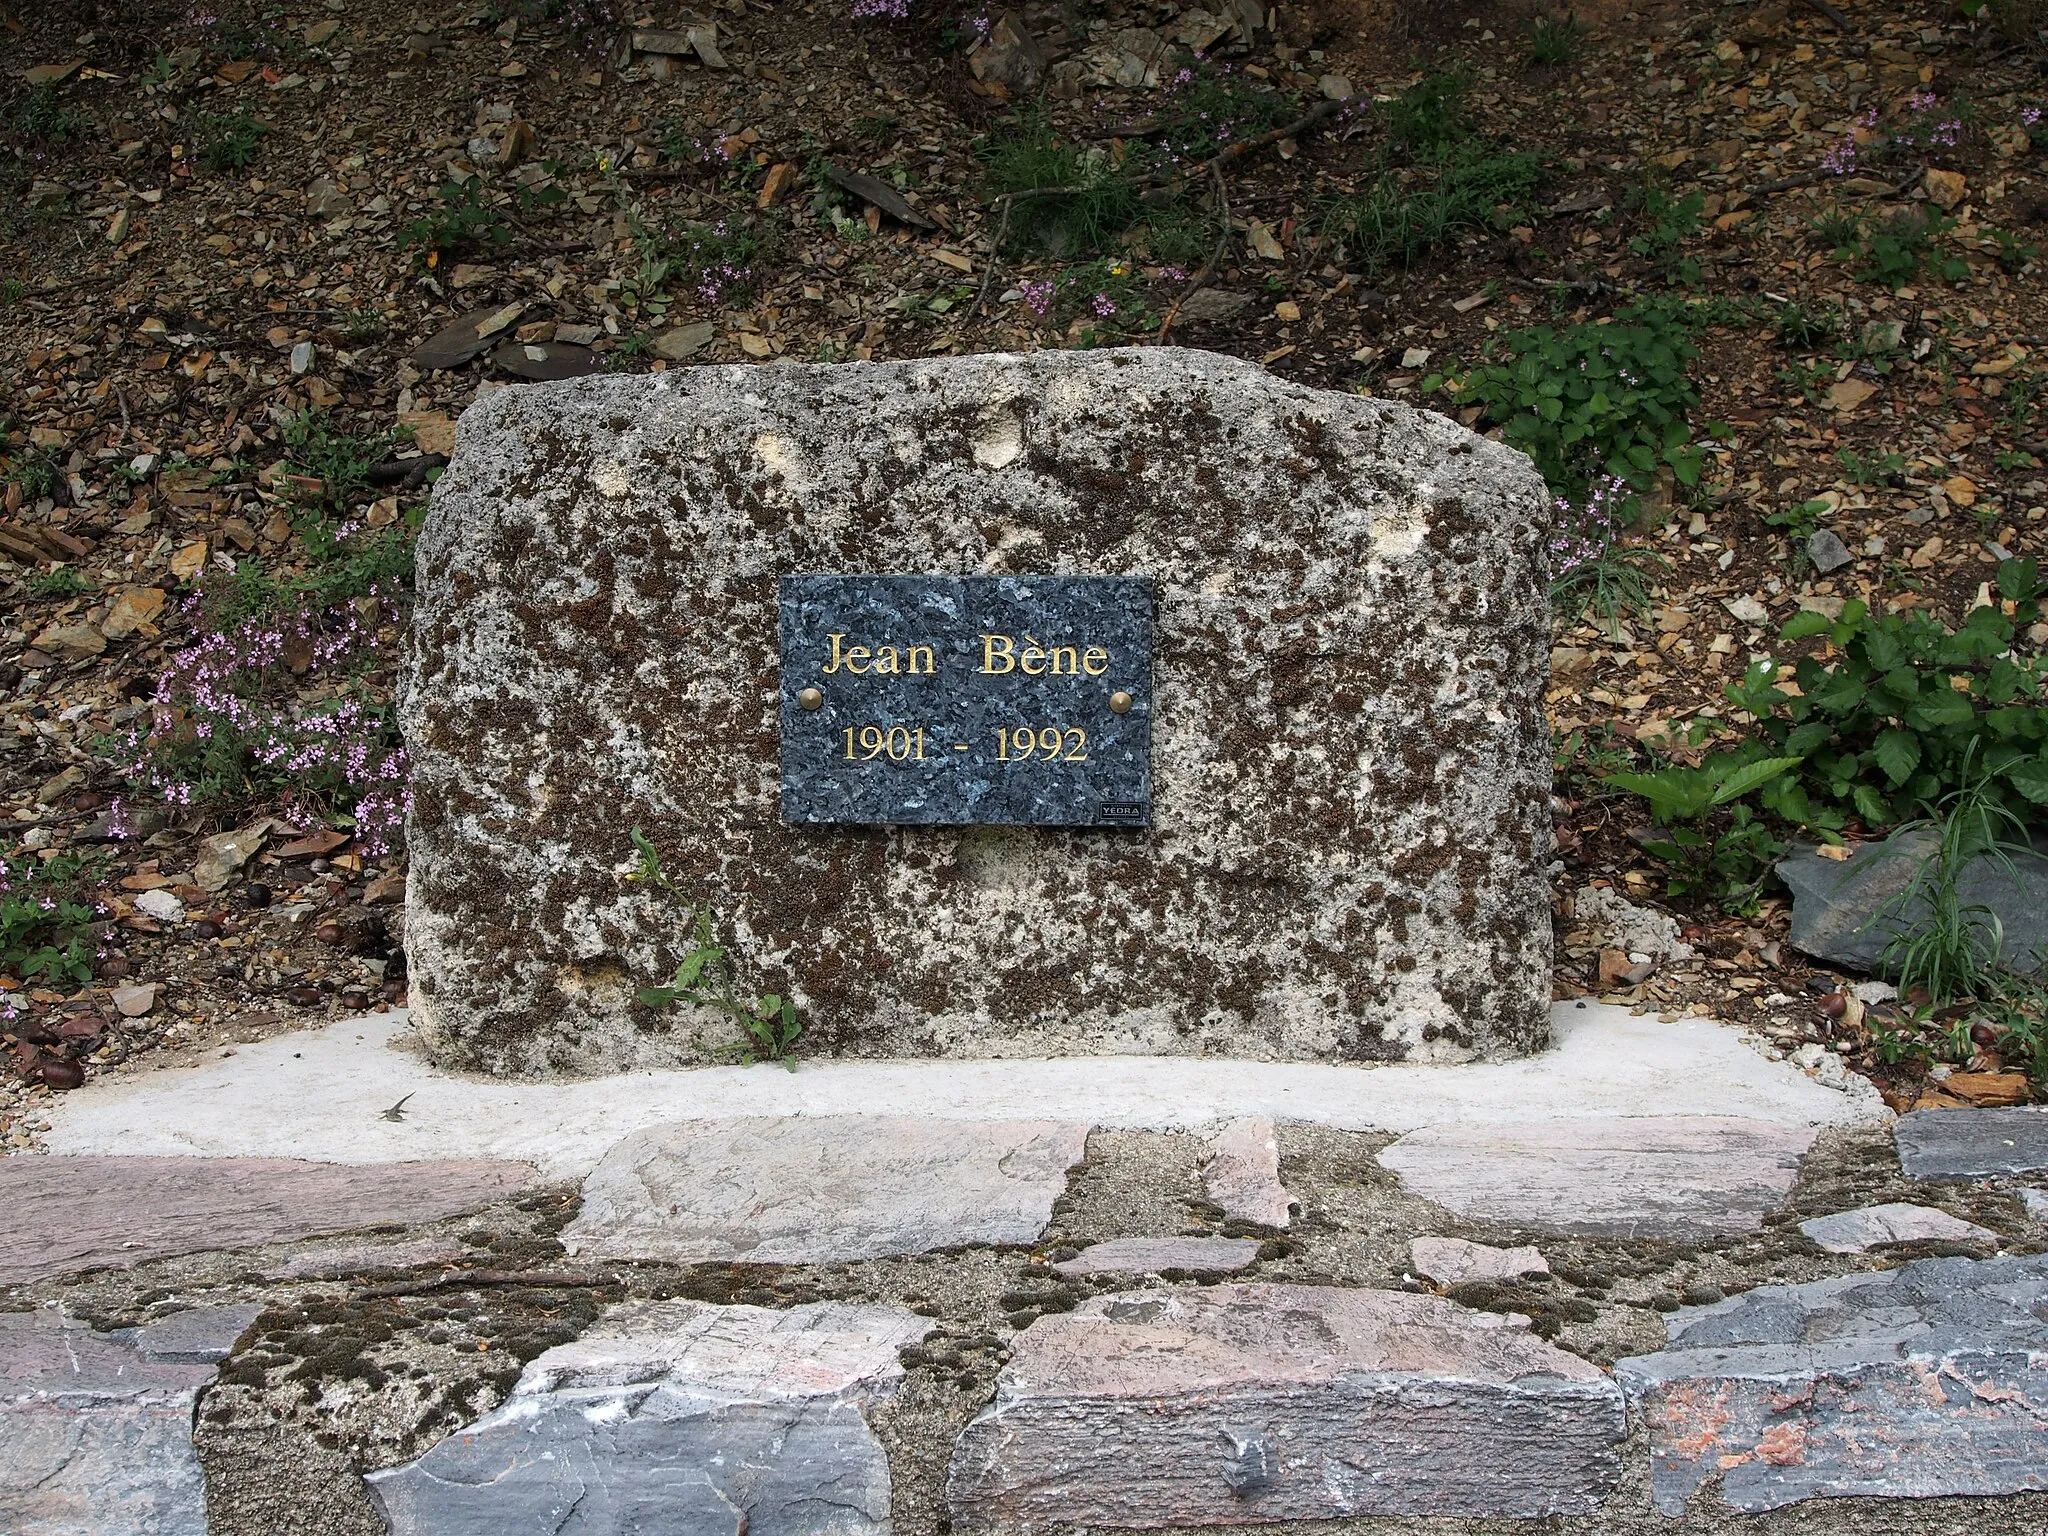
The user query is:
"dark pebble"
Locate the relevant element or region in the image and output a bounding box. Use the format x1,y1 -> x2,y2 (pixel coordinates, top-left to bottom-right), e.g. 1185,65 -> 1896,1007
40,1059 -> 85,1090
1804,975 -> 1842,995
381,980 -> 407,1004
192,920 -> 221,941
98,955 -> 131,979
244,884 -> 273,909
1818,993 -> 1848,1018
1972,1022 -> 1999,1047
285,985 -> 322,1008
315,921 -> 346,946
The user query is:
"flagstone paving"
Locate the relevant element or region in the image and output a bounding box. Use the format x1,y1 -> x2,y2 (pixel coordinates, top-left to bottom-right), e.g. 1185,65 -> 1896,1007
562,1116 -> 1090,1265
1894,1105 -> 2048,1179
369,1300 -> 929,1536
946,1283 -> 1626,1526
3,1306 -> 253,1536
8,1004 -> 2048,1534
0,1154 -> 540,1285
1617,1253 -> 2048,1513
1376,1116 -> 1817,1238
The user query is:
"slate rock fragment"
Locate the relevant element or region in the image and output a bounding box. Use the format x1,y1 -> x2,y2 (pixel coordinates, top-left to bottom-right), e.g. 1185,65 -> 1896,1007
1895,1105 -> 2048,1179
370,1300 -> 930,1536
1617,1252 -> 2048,1512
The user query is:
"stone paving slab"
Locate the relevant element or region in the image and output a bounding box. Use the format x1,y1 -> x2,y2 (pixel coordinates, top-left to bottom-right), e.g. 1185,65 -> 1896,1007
563,1116 -> 1089,1264
1409,1235 -> 1551,1286
946,1282 -> 1624,1527
1895,1105 -> 2048,1179
2,1307 -> 249,1536
369,1299 -> 930,1536
1377,1116 -> 1816,1238
38,1002 -> 1881,1179
0,1155 -> 540,1284
1199,1115 -> 1297,1228
1798,1202 -> 2000,1253
1616,1252 -> 2048,1513
1050,1237 -> 1261,1276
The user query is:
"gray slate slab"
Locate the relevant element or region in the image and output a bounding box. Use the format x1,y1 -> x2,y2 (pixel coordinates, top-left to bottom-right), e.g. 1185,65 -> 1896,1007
0,1155 -> 539,1283
370,1299 -> 930,1536
946,1282 -> 1623,1527
1376,1116 -> 1815,1237
1798,1202 -> 1999,1253
565,1115 -> 1089,1264
1050,1236 -> 1260,1276
1199,1115 -> 1296,1228
1895,1105 -> 2048,1179
1,1308 -> 250,1535
1778,826 -> 2048,976
1617,1252 -> 2048,1512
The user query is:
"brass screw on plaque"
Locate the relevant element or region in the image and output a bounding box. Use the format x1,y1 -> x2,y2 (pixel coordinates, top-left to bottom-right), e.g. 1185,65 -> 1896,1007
797,687 -> 824,711
1109,691 -> 1133,715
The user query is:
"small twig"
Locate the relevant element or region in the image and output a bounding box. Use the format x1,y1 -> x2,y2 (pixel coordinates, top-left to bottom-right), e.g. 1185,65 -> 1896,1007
973,198 -> 1016,317
1749,171 -> 1822,196
358,1269 -> 615,1298
1157,163 -> 1232,345
1793,0 -> 1851,33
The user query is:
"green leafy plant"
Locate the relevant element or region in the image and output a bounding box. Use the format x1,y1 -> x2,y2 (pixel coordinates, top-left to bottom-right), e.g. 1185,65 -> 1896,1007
8,84 -> 90,144
1629,186 -> 1704,283
1730,558 -> 2048,832
0,852 -> 98,984
1986,973 -> 2048,1082
1809,201 -> 1862,251
1384,71 -> 1471,158
28,567 -> 90,600
628,828 -> 803,1068
1836,447 -> 1906,486
188,109 -> 269,174
1834,208 -> 1969,288
399,175 -> 511,266
1527,13 -> 1583,65
1963,0 -> 2048,44
1603,752 -> 1801,910
1763,497 -> 1829,542
1992,227 -> 2042,274
1775,357 -> 1834,404
1437,301 -> 1709,503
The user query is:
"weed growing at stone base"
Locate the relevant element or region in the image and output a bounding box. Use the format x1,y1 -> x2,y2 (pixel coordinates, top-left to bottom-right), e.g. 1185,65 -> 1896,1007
0,852 -> 101,985
26,567 -> 89,601
1877,764 -> 2023,1006
117,590 -> 411,855
627,829 -> 803,1068
187,109 -> 269,175
976,109 -> 1142,258
628,211 -> 772,309
1627,185 -> 1704,284
7,84 -> 90,146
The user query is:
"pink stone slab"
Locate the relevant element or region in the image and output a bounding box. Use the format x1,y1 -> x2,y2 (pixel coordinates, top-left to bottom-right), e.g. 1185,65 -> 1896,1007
0,1156 -> 539,1284
1377,1117 -> 1816,1238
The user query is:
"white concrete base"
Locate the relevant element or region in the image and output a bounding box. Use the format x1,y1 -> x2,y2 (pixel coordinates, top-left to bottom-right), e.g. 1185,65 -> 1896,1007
39,1002 -> 1884,1179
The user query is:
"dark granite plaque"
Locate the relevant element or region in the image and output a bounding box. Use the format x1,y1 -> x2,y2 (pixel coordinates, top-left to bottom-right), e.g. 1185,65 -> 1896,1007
779,575 -> 1151,826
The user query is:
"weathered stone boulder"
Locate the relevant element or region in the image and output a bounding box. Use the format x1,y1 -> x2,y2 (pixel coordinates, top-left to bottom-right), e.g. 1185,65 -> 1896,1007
402,348 -> 1551,1074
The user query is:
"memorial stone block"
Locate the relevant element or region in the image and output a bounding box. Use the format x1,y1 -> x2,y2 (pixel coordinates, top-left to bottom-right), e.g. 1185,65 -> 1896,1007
401,348 -> 1551,1074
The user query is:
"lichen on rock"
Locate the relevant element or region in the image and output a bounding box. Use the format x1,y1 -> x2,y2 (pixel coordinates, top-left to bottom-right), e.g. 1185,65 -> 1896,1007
401,347 -> 1552,1075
